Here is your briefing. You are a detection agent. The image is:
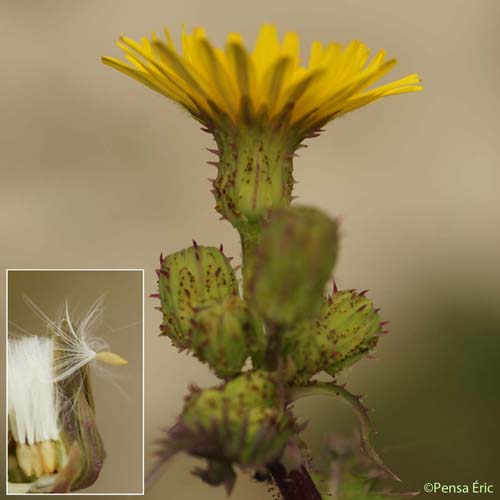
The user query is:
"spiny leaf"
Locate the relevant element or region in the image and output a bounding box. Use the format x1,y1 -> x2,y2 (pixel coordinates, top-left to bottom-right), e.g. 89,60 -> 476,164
289,382 -> 400,483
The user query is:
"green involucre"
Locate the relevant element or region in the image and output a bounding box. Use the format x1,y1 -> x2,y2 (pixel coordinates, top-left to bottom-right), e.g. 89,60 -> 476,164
158,244 -> 239,349
213,127 -> 298,230
176,371 -> 296,467
283,290 -> 382,383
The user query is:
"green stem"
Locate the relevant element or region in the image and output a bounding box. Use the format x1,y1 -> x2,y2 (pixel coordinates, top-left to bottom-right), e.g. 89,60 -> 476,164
239,222 -> 262,299
264,322 -> 284,371
238,209 -> 323,500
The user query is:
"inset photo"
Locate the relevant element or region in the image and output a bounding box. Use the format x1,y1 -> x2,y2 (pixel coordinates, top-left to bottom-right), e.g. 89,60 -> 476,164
6,269 -> 144,495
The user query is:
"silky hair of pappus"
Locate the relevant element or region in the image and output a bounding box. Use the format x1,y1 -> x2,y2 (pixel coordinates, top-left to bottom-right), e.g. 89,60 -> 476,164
51,297 -> 109,382
22,295 -> 109,382
8,336 -> 60,444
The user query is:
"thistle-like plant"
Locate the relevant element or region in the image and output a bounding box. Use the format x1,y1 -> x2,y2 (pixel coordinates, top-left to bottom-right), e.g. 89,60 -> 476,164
104,24 -> 422,499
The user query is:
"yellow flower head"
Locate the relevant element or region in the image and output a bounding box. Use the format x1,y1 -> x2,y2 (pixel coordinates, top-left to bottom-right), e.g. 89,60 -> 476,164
102,24 -> 422,136
103,25 -> 422,228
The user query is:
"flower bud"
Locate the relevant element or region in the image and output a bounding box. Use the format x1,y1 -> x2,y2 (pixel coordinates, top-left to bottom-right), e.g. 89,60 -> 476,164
191,296 -> 265,377
160,372 -> 296,491
284,289 -> 382,383
158,243 -> 239,349
247,206 -> 338,325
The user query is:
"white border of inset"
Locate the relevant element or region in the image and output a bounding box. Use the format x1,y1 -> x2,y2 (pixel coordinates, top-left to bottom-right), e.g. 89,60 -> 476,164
5,269 -> 145,496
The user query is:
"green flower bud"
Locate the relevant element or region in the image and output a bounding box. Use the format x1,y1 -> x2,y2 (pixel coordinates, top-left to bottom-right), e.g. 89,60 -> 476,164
221,369 -> 279,408
284,289 -> 382,383
160,372 -> 296,491
212,128 -> 297,230
157,242 -> 239,349
191,296 -> 265,378
247,206 -> 338,325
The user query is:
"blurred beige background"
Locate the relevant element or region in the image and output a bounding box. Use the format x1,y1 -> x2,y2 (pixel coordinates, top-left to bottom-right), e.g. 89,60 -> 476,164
7,270 -> 143,493
1,0 -> 499,498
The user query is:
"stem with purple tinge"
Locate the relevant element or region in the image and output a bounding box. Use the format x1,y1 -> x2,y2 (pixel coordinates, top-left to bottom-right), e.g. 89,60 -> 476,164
268,463 -> 323,500
263,327 -> 322,499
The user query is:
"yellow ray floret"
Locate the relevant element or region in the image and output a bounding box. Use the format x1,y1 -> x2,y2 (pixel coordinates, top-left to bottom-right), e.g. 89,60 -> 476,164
102,25 -> 422,133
